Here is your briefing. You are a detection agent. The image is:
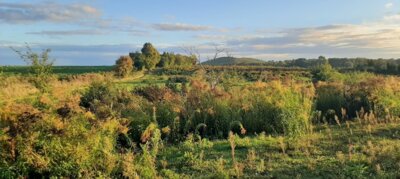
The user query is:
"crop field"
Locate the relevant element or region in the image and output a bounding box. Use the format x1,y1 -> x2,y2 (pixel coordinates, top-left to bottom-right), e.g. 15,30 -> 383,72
1,66 -> 114,76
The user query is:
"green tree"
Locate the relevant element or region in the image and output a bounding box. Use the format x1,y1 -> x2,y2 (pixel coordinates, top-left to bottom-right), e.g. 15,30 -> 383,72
115,56 -> 134,78
312,60 -> 343,82
129,51 -> 144,70
12,45 -> 54,91
158,52 -> 176,68
157,52 -> 197,68
141,43 -> 160,70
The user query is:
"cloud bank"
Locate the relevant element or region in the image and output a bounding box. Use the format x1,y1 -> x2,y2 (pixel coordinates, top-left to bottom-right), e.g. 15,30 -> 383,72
0,2 -> 100,24
1,1 -> 400,65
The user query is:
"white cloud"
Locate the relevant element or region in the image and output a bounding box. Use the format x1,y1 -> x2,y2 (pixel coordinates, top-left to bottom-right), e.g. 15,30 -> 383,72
202,14 -> 400,60
0,2 -> 101,24
26,30 -> 107,36
383,14 -> 400,21
195,34 -> 228,40
152,23 -> 212,31
239,53 -> 290,60
385,2 -> 393,8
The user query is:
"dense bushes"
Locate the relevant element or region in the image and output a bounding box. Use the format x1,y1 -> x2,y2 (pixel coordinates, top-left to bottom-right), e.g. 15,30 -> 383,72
127,78 -> 315,138
0,80 -> 169,178
314,73 -> 400,123
3,63 -> 400,177
315,82 -> 346,122
0,103 -> 123,177
176,80 -> 314,138
240,81 -> 314,136
158,52 -> 197,68
368,77 -> 400,119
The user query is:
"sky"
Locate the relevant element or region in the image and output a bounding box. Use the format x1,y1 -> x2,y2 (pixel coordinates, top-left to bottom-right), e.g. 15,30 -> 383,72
1,0 -> 400,65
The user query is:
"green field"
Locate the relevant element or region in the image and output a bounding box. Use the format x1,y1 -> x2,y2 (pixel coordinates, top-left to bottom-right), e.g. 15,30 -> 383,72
1,66 -> 113,75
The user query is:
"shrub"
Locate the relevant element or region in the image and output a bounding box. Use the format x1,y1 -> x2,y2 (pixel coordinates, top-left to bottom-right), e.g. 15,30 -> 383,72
133,85 -> 174,103
315,82 -> 346,123
184,80 -> 314,138
184,80 -> 232,137
312,62 -> 343,82
141,43 -> 161,70
80,81 -> 149,121
241,81 -> 314,137
368,77 -> 400,119
80,81 -> 117,119
0,102 -> 123,178
115,56 -> 134,78
12,45 -> 54,92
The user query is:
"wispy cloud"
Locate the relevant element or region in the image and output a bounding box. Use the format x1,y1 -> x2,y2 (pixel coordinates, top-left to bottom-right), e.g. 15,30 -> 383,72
219,15 -> 400,60
385,2 -> 393,9
383,14 -> 400,21
152,23 -> 212,31
26,30 -> 107,36
194,34 -> 229,40
0,2 -> 101,24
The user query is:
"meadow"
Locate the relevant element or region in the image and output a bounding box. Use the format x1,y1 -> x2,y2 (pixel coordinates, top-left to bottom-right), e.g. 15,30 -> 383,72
1,46 -> 400,178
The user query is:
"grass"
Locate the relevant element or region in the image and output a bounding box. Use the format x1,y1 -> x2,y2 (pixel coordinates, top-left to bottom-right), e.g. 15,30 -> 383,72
159,121 -> 400,178
113,73 -> 168,90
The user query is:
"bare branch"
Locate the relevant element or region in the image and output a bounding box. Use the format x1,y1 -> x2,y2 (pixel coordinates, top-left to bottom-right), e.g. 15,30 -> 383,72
181,45 -> 232,90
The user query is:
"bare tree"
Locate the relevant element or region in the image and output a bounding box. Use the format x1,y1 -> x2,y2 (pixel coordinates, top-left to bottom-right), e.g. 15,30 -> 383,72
181,45 -> 232,90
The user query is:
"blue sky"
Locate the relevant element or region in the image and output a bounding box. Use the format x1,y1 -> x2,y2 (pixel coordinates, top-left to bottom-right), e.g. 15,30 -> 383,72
1,0 -> 400,65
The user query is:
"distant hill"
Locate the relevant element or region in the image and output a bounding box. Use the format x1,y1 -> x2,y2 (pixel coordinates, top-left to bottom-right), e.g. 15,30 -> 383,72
201,57 -> 267,66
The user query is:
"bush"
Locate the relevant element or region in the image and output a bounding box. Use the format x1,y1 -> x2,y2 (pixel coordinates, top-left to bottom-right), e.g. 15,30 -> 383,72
115,56 -> 134,78
369,77 -> 400,119
80,82 -> 117,119
242,81 -> 314,137
80,81 -> 150,122
0,103 -> 123,177
312,62 -> 343,82
315,82 -> 346,123
12,45 -> 54,92
133,85 -> 174,103
183,80 -> 314,138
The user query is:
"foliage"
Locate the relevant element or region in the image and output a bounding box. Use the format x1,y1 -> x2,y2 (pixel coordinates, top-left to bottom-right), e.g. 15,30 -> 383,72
311,61 -> 343,82
79,81 -> 118,119
2,63 -> 400,178
183,80 -> 314,138
158,52 -> 197,68
115,55 -> 134,78
12,45 -> 54,91
130,51 -> 145,70
315,82 -> 346,123
141,43 -> 161,70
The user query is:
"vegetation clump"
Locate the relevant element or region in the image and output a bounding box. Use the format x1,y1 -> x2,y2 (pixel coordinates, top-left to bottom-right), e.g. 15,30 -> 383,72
12,45 -> 54,92
115,55 -> 134,78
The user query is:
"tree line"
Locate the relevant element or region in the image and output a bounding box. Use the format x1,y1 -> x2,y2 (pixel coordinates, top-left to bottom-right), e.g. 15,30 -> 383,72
265,56 -> 400,75
115,43 -> 197,77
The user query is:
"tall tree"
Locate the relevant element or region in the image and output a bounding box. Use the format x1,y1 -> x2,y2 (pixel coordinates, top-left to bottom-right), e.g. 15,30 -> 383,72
141,43 -> 160,70
129,51 -> 144,70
